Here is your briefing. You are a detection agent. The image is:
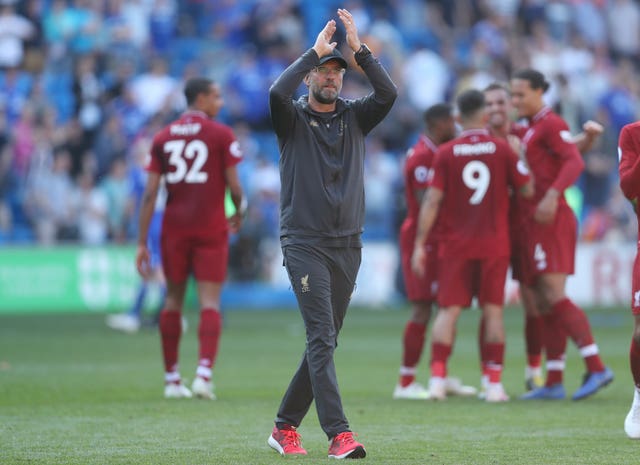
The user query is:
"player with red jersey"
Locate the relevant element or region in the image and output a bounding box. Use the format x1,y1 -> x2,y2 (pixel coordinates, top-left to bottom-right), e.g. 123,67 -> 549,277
511,69 -> 613,401
136,77 -> 244,400
484,82 -> 604,394
393,104 -> 475,400
618,122 -> 640,438
411,89 -> 533,402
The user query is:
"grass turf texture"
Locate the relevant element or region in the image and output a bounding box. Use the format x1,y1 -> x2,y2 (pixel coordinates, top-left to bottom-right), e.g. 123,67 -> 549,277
0,306 -> 636,464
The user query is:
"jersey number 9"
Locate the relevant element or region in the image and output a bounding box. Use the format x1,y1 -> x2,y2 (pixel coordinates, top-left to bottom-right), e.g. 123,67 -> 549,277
462,160 -> 490,204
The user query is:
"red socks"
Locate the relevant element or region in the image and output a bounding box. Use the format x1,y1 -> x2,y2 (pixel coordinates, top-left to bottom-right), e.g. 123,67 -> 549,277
197,308 -> 222,381
631,338 -> 640,390
400,321 -> 427,387
159,310 -> 182,378
430,342 -> 452,379
525,315 -> 544,369
552,298 -> 605,373
484,342 -> 505,383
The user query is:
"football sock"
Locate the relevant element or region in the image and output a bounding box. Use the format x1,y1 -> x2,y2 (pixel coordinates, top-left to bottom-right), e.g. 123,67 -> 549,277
542,312 -> 566,386
430,342 -> 451,379
159,310 -> 182,375
400,321 -> 427,387
478,316 -> 488,377
484,342 -> 505,383
525,314 -> 544,369
630,338 -> 640,389
553,298 -> 605,373
197,308 -> 221,380
128,283 -> 148,318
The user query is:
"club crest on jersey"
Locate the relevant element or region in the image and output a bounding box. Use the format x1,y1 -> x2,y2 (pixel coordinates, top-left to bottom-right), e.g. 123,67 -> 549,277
301,274 -> 310,293
634,290 -> 640,308
309,119 -> 319,128
414,166 -> 429,183
229,140 -> 243,158
560,130 -> 572,143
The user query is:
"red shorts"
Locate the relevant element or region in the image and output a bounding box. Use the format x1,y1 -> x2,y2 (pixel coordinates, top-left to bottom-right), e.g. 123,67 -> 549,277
632,250 -> 640,316
520,204 -> 577,286
161,232 -> 228,284
400,224 -> 438,302
438,256 -> 509,308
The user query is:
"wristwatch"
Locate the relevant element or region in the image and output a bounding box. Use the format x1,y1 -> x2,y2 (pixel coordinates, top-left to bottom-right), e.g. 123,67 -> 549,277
354,43 -> 371,58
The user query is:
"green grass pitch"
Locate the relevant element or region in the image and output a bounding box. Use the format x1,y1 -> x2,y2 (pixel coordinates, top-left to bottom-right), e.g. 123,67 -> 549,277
0,305 -> 637,464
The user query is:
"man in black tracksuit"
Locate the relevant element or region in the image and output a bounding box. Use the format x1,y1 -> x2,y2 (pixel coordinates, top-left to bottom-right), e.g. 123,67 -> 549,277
266,8 -> 397,460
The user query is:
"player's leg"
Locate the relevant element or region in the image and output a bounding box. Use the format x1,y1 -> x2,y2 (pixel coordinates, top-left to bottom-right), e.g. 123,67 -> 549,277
521,282 -> 545,390
160,279 -> 190,398
625,254 -> 640,438
190,239 -> 228,400
158,234 -> 191,398
395,300 -> 432,398
428,256 -> 470,400
478,256 -> 509,402
394,231 -> 433,398
540,272 -> 612,400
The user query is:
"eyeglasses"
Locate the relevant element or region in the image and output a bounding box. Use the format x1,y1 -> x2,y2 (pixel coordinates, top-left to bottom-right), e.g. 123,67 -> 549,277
313,66 -> 346,76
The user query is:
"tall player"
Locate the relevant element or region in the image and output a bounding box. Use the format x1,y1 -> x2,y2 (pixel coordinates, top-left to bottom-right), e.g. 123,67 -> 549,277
136,77 -> 244,399
411,89 -> 533,402
393,103 -> 476,399
510,69 -> 613,401
484,82 -> 604,392
618,121 -> 640,438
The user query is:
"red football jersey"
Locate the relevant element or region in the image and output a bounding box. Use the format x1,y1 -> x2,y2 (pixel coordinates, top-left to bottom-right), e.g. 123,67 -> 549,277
148,110 -> 242,238
403,135 -> 443,242
431,129 -> 531,258
519,107 -> 584,213
618,121 -> 640,229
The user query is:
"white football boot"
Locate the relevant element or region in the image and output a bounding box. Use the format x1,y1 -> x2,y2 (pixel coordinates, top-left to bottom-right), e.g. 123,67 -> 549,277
164,383 -> 193,399
625,388 -> 640,439
428,377 -> 447,401
485,382 -> 510,403
393,381 -> 431,400
191,376 -> 216,400
445,377 -> 478,396
106,314 -> 140,334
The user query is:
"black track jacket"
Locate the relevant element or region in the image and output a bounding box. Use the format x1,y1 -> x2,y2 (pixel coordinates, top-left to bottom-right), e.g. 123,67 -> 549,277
269,47 -> 397,247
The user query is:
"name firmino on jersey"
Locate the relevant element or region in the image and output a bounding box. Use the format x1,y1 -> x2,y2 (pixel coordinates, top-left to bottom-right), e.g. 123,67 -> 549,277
453,142 -> 496,156
170,123 -> 202,135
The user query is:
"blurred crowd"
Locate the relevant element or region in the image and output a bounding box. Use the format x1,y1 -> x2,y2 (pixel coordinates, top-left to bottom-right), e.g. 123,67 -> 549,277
0,0 -> 638,280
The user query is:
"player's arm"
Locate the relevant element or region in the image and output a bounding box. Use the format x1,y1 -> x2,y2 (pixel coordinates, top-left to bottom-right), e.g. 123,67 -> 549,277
572,120 -> 604,154
619,125 -> 640,202
535,123 -> 585,224
224,164 -> 245,234
136,171 -> 161,278
411,186 -> 443,277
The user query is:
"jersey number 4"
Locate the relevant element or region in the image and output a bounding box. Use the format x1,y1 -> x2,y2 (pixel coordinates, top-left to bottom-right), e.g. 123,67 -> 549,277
164,139 -> 209,184
462,160 -> 490,204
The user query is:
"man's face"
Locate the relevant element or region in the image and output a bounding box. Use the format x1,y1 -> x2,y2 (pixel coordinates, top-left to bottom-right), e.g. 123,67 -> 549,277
484,88 -> 512,129
307,59 -> 345,104
510,78 -> 541,119
204,83 -> 224,118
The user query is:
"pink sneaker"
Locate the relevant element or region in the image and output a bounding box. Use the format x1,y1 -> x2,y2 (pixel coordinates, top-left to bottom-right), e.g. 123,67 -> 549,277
328,431 -> 366,459
267,425 -> 307,456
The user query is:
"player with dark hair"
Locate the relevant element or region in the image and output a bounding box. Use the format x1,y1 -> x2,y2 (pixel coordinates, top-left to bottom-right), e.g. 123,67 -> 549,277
483,81 -> 604,394
510,69 -> 613,401
267,8 -> 396,459
393,103 -> 476,400
412,89 -> 533,402
136,76 -> 244,400
618,121 -> 640,438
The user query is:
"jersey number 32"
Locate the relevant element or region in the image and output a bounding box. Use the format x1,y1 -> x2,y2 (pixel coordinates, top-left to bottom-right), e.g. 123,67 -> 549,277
164,139 -> 209,184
